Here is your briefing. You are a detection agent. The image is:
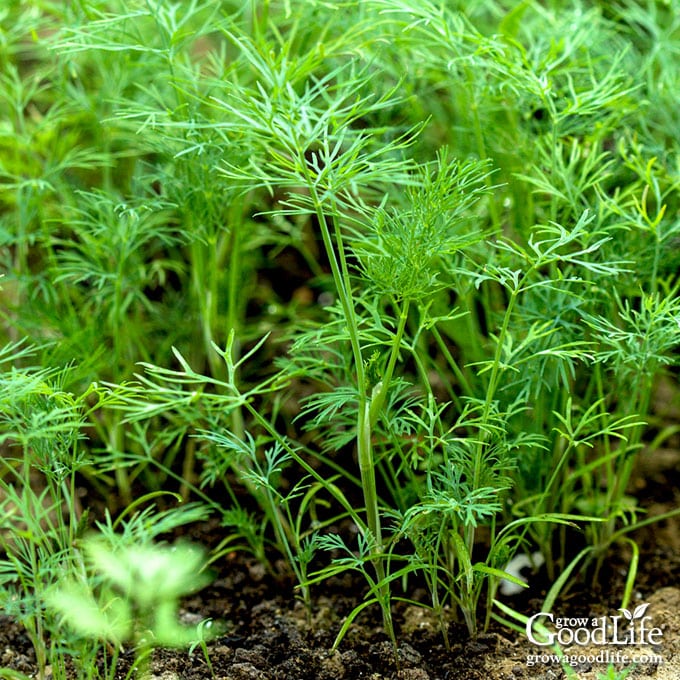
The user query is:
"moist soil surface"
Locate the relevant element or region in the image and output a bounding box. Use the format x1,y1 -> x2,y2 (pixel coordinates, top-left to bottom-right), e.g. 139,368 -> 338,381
2,403 -> 679,680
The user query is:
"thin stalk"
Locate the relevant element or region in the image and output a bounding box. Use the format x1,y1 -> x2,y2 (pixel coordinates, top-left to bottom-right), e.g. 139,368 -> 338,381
294,153 -> 396,640
191,238 -> 212,368
265,484 -> 311,611
604,377 -> 651,539
377,451 -> 407,512
241,399 -> 366,527
110,241 -> 132,504
362,298 -> 409,643
368,299 -> 410,428
224,213 -> 245,440
548,122 -> 560,224
466,282 -> 521,553
410,330 -> 462,410
465,77 -> 500,234
251,0 -> 270,39
431,324 -> 474,398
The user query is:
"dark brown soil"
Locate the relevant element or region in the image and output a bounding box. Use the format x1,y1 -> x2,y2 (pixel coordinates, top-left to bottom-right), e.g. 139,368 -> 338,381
2,510 -> 678,678
2,430 -> 679,679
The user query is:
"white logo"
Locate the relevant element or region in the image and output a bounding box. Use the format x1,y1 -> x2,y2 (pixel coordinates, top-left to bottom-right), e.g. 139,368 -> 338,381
526,603 -> 663,647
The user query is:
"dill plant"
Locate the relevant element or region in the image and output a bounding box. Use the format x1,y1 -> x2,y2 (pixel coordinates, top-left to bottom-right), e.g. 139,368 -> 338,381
2,0 -> 680,672
0,341 -> 91,678
48,531 -> 213,680
0,337 -> 211,679
79,0 -> 680,641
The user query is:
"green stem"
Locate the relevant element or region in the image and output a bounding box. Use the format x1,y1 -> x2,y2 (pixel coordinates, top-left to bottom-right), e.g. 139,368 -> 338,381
251,0 -> 270,38
465,277 -> 525,556
431,324 -> 474,397
605,377 -> 651,536
300,169 -> 395,641
467,92 -> 500,234
225,215 -> 245,440
368,299 -> 410,428
110,257 -> 132,504
474,287 -> 519,479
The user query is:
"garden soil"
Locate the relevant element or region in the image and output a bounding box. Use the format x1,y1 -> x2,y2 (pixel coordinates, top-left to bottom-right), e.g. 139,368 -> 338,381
2,393 -> 679,679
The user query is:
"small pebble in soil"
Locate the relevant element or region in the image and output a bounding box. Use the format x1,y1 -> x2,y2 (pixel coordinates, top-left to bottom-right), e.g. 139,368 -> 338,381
228,662 -> 268,680
397,669 -> 430,680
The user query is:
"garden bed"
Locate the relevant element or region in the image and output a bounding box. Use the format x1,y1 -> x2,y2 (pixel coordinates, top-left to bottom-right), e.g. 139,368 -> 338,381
1,527 -> 679,680
1,396 -> 679,679
2,2 -> 680,679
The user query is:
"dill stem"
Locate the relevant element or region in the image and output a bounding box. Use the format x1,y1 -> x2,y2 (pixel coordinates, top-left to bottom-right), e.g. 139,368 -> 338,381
302,175 -> 395,641
369,300 -> 410,428
225,213 -> 245,440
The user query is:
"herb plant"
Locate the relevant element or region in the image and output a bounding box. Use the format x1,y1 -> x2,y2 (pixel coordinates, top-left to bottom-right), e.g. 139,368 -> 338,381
2,0 -> 680,676
47,535 -> 213,680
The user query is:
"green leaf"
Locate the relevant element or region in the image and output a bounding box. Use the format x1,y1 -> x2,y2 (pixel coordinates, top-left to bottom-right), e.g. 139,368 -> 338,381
46,582 -> 131,644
